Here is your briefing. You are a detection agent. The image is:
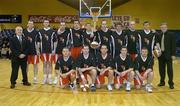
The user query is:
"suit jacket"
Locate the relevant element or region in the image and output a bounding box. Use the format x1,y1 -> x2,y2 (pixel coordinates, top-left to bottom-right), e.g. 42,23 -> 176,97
10,35 -> 29,61
157,31 -> 176,60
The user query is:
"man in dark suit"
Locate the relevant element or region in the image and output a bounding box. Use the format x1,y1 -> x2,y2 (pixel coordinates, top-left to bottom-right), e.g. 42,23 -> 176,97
157,23 -> 176,89
10,26 -> 31,89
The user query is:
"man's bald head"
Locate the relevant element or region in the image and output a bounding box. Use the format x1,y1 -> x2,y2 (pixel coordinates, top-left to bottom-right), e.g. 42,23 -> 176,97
15,26 -> 23,36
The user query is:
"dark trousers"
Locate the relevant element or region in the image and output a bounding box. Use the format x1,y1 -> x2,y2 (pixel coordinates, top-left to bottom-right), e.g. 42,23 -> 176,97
158,52 -> 174,85
10,59 -> 28,85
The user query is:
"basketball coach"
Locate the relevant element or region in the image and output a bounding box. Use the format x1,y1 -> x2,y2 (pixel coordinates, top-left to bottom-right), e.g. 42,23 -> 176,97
10,26 -> 31,89
157,23 -> 176,89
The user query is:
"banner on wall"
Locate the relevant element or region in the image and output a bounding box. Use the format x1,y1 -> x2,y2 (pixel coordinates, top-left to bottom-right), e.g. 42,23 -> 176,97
0,15 -> 22,23
28,15 -> 131,25
28,15 -> 78,23
112,15 -> 131,27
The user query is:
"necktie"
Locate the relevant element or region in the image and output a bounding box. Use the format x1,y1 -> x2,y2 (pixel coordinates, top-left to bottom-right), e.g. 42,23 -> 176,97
161,33 -> 165,51
19,36 -> 22,43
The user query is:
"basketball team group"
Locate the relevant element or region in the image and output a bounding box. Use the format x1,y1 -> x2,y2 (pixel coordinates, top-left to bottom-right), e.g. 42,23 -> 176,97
9,19 -> 176,93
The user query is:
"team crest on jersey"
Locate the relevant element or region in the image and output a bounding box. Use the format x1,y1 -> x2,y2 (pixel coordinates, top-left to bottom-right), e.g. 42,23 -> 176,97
86,38 -> 91,43
59,37 -> 64,43
141,66 -> 146,71
44,34 -> 49,40
75,33 -> 80,38
83,64 -> 89,68
144,38 -> 149,45
103,36 -> 108,42
121,65 -> 126,71
131,35 -> 135,42
100,64 -> 106,69
63,65 -> 69,71
118,39 -> 122,45
27,36 -> 32,42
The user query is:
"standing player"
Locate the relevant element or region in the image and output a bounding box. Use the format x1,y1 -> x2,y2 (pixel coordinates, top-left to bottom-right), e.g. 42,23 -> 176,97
114,46 -> 134,91
82,23 -> 96,55
38,20 -> 56,85
134,47 -> 154,93
112,23 -> 127,57
138,21 -> 156,57
95,20 -> 114,56
53,21 -> 70,85
96,45 -> 114,91
69,20 -> 83,61
77,45 -> 97,92
126,21 -> 139,61
23,21 -> 40,84
55,47 -> 76,89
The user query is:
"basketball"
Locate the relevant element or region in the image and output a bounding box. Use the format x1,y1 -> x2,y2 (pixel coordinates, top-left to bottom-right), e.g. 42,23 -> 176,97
153,46 -> 162,58
90,41 -> 100,49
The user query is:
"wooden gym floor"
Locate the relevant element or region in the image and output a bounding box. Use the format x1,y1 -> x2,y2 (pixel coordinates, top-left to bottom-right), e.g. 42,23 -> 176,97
0,58 -> 180,106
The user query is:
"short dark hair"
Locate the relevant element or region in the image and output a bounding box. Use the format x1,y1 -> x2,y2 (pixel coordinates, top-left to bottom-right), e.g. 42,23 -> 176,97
121,46 -> 127,50
83,45 -> 89,49
115,22 -> 123,27
100,44 -> 108,49
62,47 -> 70,51
141,46 -> 148,51
143,21 -> 150,25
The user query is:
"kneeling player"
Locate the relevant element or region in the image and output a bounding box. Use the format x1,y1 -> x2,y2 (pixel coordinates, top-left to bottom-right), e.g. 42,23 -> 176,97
134,47 -> 154,93
77,45 -> 97,92
55,47 -> 76,89
114,46 -> 134,91
96,45 -> 114,91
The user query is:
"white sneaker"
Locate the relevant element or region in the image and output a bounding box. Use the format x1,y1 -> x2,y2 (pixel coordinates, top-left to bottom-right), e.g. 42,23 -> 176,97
107,84 -> 113,91
33,77 -> 38,84
53,77 -> 58,85
126,82 -> 131,91
146,84 -> 153,93
82,87 -> 87,92
42,78 -> 47,85
48,78 -> 52,85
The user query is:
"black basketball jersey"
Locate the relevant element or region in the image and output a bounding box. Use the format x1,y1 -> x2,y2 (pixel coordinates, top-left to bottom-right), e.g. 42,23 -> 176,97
23,28 -> 39,55
134,55 -> 153,73
125,29 -> 139,54
96,53 -> 115,69
138,30 -> 156,56
38,28 -> 56,53
112,30 -> 127,57
69,28 -> 83,47
56,28 -> 70,54
77,53 -> 96,68
114,55 -> 133,72
55,56 -> 75,74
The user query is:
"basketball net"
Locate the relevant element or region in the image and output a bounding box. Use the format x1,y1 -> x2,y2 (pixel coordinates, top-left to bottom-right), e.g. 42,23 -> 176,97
90,9 -> 100,31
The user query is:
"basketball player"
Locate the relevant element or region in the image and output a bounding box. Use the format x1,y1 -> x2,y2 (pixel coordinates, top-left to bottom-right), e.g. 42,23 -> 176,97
82,23 -> 96,55
69,20 -> 83,61
23,21 -> 39,84
114,46 -> 134,91
95,20 -> 114,56
53,21 -> 70,85
134,47 -> 154,93
96,45 -> 114,91
55,47 -> 76,89
138,21 -> 156,57
77,45 -> 97,92
112,23 -> 127,57
38,20 -> 56,85
126,21 -> 139,61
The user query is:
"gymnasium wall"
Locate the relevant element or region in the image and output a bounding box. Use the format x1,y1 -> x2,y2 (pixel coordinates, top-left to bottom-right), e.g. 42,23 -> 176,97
0,0 -> 180,29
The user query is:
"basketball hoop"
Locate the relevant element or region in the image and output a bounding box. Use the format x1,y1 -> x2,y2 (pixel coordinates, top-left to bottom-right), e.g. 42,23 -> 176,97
80,0 -> 111,30
90,7 -> 101,30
